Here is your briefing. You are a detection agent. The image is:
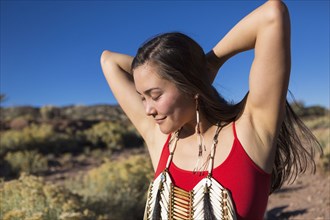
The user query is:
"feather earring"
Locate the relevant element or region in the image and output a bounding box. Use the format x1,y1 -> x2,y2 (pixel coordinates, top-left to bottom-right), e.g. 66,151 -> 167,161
194,94 -> 206,174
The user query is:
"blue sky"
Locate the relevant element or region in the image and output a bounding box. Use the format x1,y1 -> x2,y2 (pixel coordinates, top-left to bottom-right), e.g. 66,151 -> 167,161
1,0 -> 329,108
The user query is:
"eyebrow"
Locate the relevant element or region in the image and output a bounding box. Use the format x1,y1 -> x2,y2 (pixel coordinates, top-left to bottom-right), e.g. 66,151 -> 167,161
136,87 -> 161,95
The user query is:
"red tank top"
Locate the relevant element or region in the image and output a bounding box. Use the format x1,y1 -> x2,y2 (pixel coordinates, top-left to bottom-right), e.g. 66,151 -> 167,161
154,122 -> 271,220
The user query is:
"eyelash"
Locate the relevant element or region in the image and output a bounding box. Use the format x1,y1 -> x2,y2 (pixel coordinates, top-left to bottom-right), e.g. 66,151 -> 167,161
140,95 -> 161,102
152,95 -> 161,101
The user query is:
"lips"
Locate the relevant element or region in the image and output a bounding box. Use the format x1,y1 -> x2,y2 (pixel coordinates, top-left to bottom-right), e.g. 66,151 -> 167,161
155,116 -> 166,123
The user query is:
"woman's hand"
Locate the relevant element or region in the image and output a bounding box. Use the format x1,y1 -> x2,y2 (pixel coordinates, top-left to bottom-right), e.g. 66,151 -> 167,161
205,50 -> 224,83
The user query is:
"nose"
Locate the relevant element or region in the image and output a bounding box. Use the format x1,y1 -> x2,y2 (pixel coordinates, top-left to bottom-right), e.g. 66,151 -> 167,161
145,100 -> 157,116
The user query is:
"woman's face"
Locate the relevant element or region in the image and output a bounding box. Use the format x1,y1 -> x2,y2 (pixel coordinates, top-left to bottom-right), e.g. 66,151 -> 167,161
133,63 -> 195,134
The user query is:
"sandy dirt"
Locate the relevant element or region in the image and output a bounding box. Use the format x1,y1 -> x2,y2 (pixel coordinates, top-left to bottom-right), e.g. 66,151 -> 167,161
265,169 -> 330,219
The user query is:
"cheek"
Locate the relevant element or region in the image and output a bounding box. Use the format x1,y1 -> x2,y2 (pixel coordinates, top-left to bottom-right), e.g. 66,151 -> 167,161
156,97 -> 176,115
158,93 -> 195,118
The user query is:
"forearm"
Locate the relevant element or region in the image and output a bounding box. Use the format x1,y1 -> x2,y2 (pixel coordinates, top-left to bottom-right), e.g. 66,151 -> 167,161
212,0 -> 285,65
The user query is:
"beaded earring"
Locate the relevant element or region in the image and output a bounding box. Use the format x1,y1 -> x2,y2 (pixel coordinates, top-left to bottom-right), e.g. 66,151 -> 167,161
194,94 -> 206,173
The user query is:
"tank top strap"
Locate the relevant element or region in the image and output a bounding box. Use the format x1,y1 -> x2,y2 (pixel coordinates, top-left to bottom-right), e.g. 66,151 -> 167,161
232,121 -> 238,140
154,134 -> 172,178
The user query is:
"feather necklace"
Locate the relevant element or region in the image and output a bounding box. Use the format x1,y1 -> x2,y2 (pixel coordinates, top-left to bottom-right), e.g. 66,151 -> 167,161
144,124 -> 237,220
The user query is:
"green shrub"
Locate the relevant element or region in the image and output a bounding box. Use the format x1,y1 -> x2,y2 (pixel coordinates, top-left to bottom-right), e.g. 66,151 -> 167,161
0,123 -> 82,156
304,106 -> 328,117
66,154 -> 153,220
304,115 -> 330,130
0,124 -> 54,155
60,105 -> 127,121
313,126 -> 330,172
4,150 -> 48,177
291,101 -> 328,118
84,122 -> 130,151
40,105 -> 61,121
0,106 -> 40,122
0,174 -> 95,220
320,146 -> 330,172
304,115 -> 330,172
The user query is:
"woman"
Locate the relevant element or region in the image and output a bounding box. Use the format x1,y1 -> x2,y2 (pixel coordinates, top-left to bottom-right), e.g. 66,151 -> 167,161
100,1 -> 320,219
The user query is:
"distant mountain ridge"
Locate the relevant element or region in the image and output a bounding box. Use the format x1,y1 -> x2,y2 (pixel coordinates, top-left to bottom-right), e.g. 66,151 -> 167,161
1,102 -> 328,122
0,104 -> 127,122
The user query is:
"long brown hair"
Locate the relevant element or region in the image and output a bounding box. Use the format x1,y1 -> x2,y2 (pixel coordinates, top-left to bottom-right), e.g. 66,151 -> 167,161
131,32 -> 321,193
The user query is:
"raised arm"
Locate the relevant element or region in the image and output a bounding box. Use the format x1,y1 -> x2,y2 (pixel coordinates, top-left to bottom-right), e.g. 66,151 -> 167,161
100,50 -> 156,141
211,1 -> 291,139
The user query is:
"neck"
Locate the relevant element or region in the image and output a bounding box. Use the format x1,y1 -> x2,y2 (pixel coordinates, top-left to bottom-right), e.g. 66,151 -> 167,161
180,114 -> 213,139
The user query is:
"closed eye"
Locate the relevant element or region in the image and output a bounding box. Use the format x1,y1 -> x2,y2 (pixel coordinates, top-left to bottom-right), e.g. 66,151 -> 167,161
151,94 -> 161,101
150,90 -> 162,101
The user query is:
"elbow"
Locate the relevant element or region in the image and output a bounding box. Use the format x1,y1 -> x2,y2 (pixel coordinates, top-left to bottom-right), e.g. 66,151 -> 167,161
100,50 -> 116,78
100,50 -> 112,66
264,1 -> 290,25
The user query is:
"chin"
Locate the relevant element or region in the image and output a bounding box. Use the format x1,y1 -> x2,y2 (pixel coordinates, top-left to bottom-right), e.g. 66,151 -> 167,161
158,123 -> 180,135
159,126 -> 172,135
